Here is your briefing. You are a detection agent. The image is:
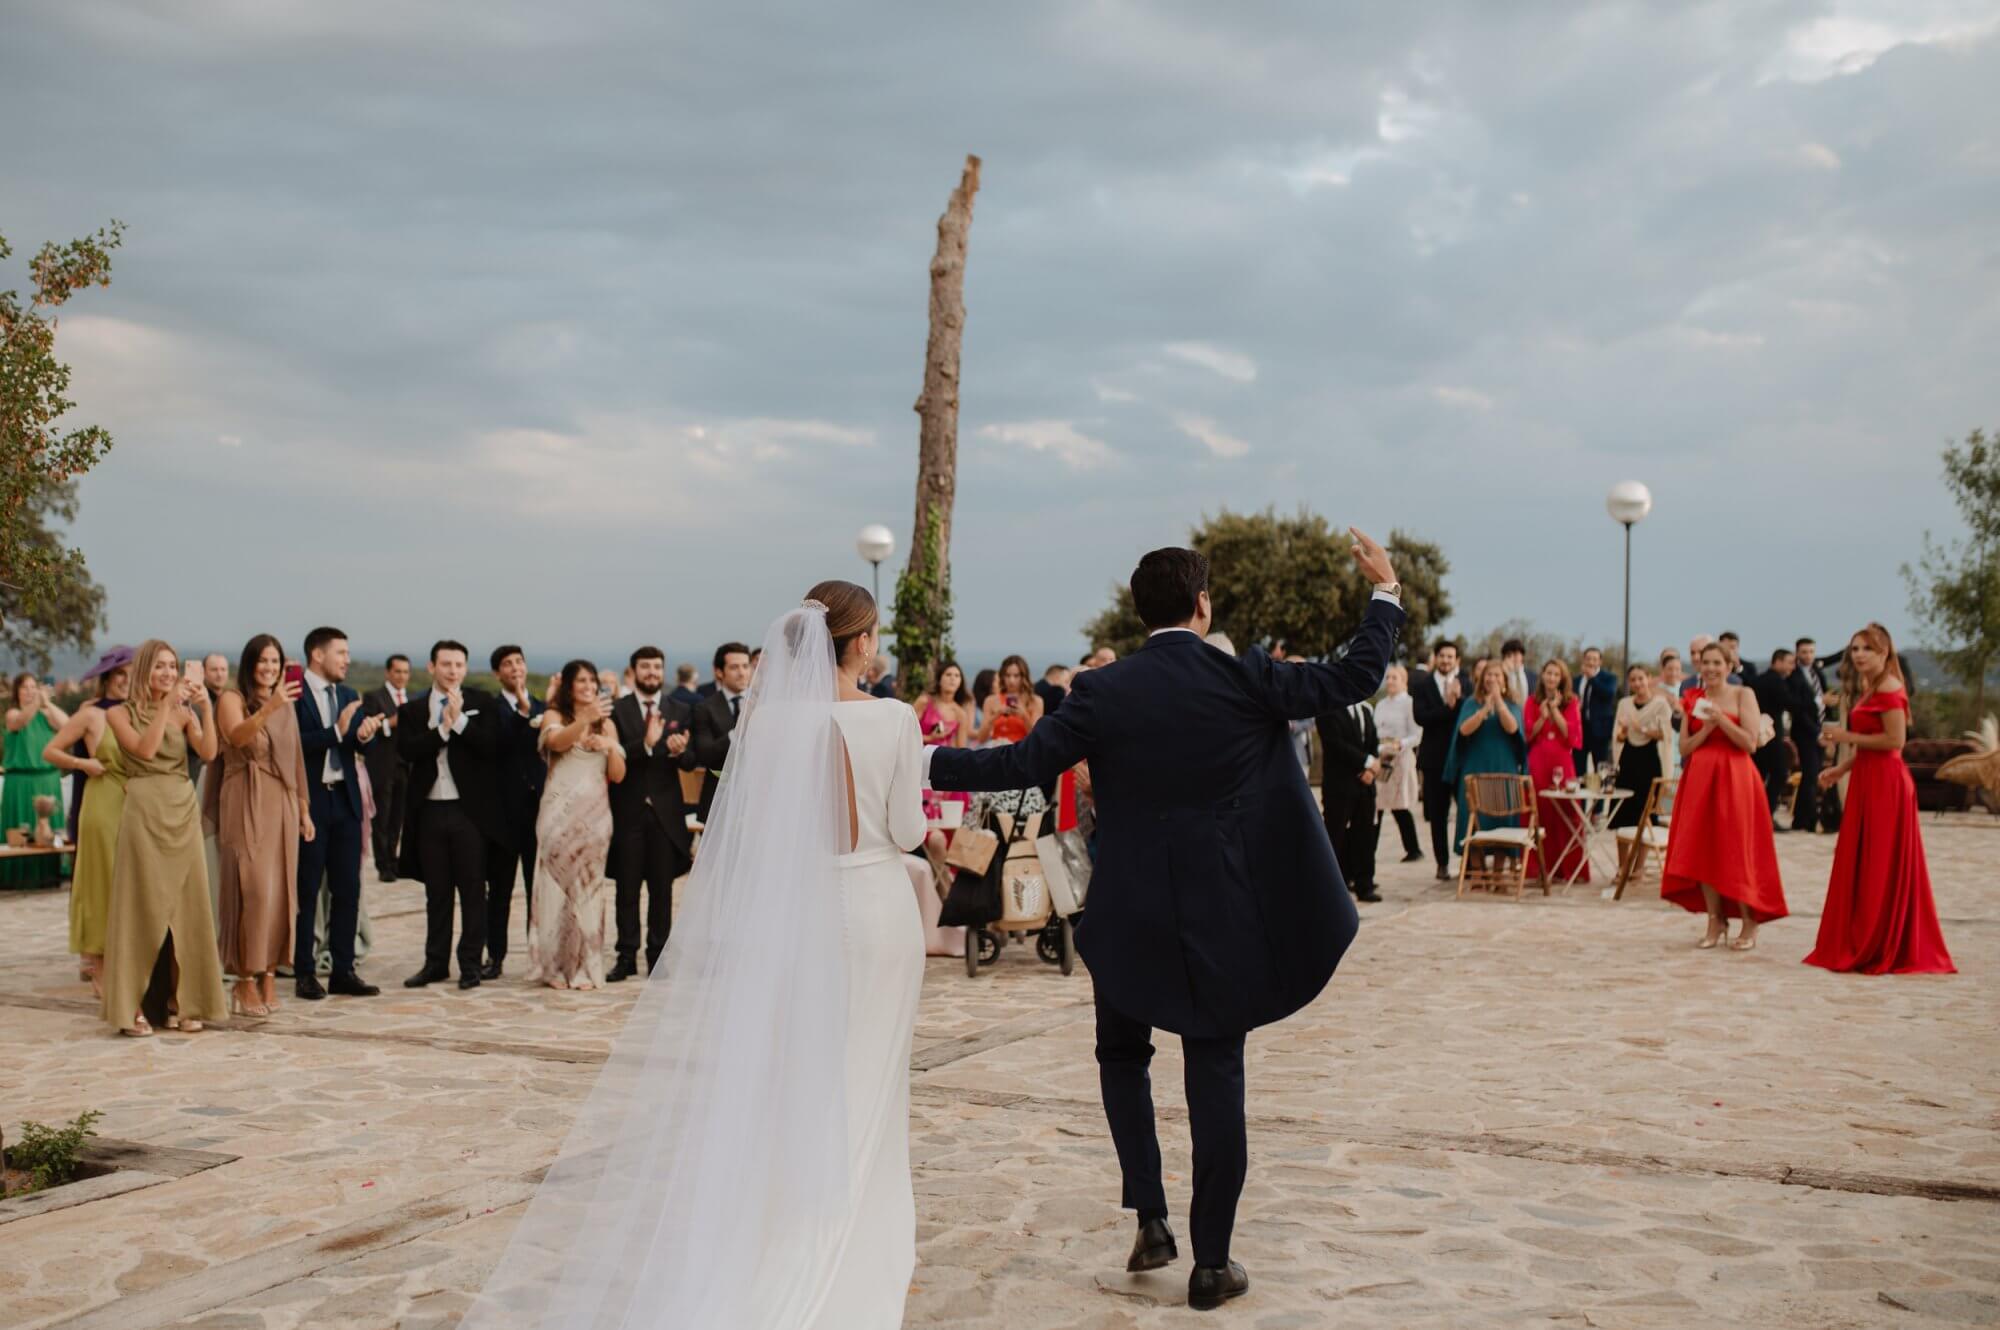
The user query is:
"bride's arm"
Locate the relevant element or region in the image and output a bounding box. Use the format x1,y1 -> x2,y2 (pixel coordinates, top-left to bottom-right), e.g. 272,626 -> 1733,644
887,708 -> 927,853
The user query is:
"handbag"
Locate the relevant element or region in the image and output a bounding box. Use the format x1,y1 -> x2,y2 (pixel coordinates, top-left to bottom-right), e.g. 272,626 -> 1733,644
1036,825 -> 1093,916
943,825 -> 1000,876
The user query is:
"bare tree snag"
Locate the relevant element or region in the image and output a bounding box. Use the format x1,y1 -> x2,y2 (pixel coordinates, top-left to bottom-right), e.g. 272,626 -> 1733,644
912,153 -> 980,570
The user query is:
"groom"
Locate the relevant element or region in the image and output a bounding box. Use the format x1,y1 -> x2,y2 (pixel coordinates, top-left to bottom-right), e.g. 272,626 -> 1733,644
928,532 -> 1403,1311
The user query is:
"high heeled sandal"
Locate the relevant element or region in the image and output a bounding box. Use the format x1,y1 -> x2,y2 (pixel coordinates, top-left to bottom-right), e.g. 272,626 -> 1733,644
121,1014 -> 153,1038
1697,927 -> 1727,950
1729,934 -> 1758,952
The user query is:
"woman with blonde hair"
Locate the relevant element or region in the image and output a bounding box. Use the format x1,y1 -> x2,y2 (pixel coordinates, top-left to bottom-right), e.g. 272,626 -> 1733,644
100,640 -> 225,1036
1523,658 -> 1586,881
1372,663 -> 1423,861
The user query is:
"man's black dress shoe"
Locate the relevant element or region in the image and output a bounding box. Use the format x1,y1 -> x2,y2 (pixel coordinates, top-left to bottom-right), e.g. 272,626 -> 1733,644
1435,865 -> 1453,882
1354,889 -> 1383,903
295,973 -> 327,1001
404,967 -> 448,989
458,973 -> 481,991
606,958 -> 638,983
1187,1261 -> 1250,1311
1127,1217 -> 1178,1273
328,971 -> 379,997
479,959 -> 503,981
1401,850 -> 1425,863
380,870 -> 399,884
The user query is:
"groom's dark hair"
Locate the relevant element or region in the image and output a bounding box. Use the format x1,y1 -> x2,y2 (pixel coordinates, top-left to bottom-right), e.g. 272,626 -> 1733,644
1130,547 -> 1209,629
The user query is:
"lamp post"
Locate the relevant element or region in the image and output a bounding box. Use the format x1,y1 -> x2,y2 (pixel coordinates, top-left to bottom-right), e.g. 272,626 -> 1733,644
1605,481 -> 1653,679
856,524 -> 895,606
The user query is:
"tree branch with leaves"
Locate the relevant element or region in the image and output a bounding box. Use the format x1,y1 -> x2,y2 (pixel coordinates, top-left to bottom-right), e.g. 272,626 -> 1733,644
1903,427 -> 2000,715
2,220 -> 122,670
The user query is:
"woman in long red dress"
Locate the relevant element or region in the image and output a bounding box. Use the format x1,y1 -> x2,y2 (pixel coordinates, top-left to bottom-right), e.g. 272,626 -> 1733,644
1523,659 -> 1587,882
1662,642 -> 1788,949
1804,625 -> 1954,975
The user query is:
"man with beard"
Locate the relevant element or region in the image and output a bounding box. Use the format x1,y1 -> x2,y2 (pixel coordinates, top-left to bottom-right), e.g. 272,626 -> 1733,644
607,646 -> 698,979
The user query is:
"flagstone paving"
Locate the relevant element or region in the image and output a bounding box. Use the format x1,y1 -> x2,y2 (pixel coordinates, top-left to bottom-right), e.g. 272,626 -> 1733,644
2,815 -> 1995,1329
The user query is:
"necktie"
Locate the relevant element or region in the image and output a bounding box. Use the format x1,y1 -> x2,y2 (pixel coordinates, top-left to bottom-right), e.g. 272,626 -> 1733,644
325,684 -> 338,726
729,696 -> 741,723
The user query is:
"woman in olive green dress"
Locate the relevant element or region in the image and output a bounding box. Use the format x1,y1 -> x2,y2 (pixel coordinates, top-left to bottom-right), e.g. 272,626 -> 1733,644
41,670 -> 130,998
2,674 -> 70,888
101,641 -> 224,1037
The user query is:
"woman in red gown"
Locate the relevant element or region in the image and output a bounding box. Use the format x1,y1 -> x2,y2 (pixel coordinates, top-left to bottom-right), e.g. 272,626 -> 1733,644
1662,642 -> 1788,949
1804,625 -> 1955,975
1523,659 -> 1587,882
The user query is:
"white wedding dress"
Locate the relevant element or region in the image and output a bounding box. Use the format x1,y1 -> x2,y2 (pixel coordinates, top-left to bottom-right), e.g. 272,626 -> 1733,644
462,608 -> 929,1330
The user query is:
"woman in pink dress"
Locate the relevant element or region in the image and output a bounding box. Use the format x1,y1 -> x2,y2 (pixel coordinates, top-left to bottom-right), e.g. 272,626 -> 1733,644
910,660 -> 971,957
1522,658 -> 1586,882
1804,624 -> 1954,975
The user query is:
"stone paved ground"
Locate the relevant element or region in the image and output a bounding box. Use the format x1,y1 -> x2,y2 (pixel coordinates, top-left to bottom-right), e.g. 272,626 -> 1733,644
2,815 -> 1995,1329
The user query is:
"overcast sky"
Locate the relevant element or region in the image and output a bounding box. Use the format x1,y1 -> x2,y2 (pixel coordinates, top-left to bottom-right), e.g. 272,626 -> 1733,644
6,1 -> 1997,671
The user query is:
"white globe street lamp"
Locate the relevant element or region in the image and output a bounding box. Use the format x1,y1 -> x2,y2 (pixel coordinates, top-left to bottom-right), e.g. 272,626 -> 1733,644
856,524 -> 896,605
1606,482 -> 1653,678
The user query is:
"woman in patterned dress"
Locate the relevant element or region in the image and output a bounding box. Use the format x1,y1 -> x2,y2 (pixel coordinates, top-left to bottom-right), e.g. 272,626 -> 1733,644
528,660 -> 625,990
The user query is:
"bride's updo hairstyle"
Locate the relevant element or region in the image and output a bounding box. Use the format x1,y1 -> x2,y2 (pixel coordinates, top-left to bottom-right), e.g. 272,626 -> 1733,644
803,579 -> 877,667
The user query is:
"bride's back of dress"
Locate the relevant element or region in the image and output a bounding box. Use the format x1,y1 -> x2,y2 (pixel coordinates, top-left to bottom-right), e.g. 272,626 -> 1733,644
833,698 -> 927,860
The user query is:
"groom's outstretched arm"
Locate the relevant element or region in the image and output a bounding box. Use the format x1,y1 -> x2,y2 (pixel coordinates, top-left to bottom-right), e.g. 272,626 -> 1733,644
1247,597 -> 1404,722
928,672 -> 1097,793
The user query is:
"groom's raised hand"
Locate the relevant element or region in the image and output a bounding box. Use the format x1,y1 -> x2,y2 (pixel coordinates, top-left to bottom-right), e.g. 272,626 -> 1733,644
1349,527 -> 1397,588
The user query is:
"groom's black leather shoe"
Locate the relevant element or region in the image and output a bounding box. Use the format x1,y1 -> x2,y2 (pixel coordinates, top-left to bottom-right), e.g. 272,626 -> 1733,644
328,971 -> 378,997
1127,1217 -> 1178,1272
479,959 -> 503,981
403,967 -> 448,989
606,958 -> 638,983
1187,1260 -> 1249,1311
294,973 -> 326,1001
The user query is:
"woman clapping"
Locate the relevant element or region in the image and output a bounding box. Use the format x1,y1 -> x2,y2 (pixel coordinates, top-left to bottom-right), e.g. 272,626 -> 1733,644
1661,642 -> 1787,949
529,662 -> 625,991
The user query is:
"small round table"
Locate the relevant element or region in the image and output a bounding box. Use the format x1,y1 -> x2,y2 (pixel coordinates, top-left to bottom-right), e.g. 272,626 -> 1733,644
1537,787 -> 1634,891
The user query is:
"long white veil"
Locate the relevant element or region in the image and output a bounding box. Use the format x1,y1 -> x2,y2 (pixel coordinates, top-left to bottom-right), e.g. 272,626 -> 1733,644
461,604 -> 853,1329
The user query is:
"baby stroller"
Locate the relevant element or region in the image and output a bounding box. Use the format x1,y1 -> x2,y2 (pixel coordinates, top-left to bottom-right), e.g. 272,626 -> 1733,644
939,802 -> 1084,977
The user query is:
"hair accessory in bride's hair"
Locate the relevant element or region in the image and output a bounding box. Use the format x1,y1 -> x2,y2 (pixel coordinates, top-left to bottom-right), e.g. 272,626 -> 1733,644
800,598 -> 830,613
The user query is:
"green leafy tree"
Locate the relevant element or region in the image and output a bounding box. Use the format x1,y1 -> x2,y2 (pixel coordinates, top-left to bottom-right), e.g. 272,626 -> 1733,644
2,221 -> 123,670
1081,584 -> 1149,659
1903,427 -> 2000,715
889,505 -> 953,700
1083,508 -> 1451,660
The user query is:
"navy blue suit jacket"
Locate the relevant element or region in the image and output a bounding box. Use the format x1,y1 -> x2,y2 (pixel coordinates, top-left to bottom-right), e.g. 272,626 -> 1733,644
931,598 -> 1404,1038
296,680 -> 379,822
1578,670 -> 1619,742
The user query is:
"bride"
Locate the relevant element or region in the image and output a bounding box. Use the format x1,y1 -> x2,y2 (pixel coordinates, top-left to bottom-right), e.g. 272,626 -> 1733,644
463,580 -> 930,1329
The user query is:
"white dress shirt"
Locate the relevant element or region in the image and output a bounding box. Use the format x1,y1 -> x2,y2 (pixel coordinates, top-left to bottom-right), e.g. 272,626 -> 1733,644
305,668 -> 344,785
428,690 -> 471,801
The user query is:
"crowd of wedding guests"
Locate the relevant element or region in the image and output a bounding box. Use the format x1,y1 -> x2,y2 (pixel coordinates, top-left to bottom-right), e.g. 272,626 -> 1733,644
5,614 -> 1955,1040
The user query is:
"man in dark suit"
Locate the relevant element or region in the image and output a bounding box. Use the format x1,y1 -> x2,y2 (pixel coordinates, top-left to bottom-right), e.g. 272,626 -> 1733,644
1575,647 -> 1618,773
929,534 -> 1403,1310
294,626 -> 386,1000
482,644 -> 547,979
1035,664 -> 1070,716
360,654 -> 413,882
1753,648 -> 1799,824
397,640 -> 508,990
1316,699 -> 1382,903
1790,637 -> 1828,832
691,641 -> 751,820
607,646 -> 698,980
667,663 -> 703,710
1409,640 -> 1463,882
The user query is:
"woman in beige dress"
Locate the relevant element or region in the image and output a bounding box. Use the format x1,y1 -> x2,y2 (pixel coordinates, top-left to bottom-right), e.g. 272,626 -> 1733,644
101,640 -> 224,1036
529,660 -> 626,990
208,634 -> 311,1016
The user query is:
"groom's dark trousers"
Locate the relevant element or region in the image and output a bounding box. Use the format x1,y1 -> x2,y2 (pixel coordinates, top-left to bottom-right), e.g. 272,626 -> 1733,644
929,594 -> 1402,1270
1096,991 -> 1247,1268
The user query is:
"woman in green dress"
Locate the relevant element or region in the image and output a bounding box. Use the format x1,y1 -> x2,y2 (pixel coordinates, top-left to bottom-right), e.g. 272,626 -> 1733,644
101,641 -> 224,1037
42,664 -> 131,997
1443,658 -> 1527,858
2,674 -> 70,888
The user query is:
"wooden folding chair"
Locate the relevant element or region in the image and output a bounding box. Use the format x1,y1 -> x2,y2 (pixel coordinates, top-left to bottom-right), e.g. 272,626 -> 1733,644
1613,776 -> 1676,899
1455,774 -> 1546,900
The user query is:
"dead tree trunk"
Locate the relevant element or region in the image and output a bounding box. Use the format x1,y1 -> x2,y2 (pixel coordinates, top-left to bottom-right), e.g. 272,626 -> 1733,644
894,154 -> 980,692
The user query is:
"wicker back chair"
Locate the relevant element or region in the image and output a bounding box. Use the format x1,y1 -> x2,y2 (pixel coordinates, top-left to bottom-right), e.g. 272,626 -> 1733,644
1612,776 -> 1676,898
1455,774 -> 1546,900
